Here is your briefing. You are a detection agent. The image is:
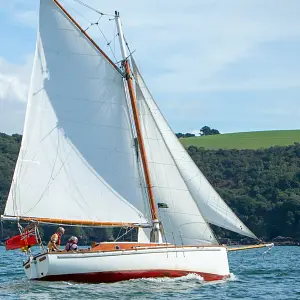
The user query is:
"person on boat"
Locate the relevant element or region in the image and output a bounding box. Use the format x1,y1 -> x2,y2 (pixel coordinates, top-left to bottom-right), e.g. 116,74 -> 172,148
47,227 -> 65,252
65,236 -> 78,252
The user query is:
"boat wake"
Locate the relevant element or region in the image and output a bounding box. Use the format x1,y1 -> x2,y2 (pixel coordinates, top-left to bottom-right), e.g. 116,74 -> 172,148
228,272 -> 238,281
133,273 -> 205,283
131,272 -> 238,284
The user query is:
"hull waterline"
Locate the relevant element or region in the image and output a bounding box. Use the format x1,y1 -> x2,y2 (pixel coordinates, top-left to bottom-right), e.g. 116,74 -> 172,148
24,245 -> 230,283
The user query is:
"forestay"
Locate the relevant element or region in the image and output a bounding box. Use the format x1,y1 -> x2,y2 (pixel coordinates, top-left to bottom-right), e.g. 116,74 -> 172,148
132,59 -> 256,239
4,0 -> 150,225
134,60 -> 217,245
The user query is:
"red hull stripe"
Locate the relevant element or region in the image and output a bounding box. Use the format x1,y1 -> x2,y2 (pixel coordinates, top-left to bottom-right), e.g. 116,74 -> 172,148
38,270 -> 229,283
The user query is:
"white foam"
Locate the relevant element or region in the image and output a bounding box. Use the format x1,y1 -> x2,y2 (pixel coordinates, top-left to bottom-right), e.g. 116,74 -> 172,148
228,273 -> 238,281
130,273 -> 204,283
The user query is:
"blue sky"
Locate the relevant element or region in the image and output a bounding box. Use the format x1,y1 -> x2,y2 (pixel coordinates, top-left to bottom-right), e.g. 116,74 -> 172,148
0,0 -> 300,135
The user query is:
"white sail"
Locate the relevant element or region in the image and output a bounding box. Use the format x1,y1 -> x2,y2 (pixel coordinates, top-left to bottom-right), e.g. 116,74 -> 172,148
133,59 -> 257,239
134,64 -> 217,245
4,0 -> 150,225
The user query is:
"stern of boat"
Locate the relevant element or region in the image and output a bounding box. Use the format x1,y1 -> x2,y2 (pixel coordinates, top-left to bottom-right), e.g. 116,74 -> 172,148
24,253 -> 50,280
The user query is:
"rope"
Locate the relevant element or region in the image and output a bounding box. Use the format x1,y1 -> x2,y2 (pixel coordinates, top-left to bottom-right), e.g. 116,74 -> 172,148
96,24 -> 118,64
71,0 -> 114,16
114,227 -> 135,242
263,243 -> 274,256
63,0 -> 119,65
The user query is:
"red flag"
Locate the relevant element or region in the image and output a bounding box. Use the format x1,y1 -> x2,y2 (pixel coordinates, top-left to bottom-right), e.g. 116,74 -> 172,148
5,228 -> 38,251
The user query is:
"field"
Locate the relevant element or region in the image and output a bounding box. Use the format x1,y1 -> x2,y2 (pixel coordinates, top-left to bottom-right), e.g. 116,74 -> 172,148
180,130 -> 300,150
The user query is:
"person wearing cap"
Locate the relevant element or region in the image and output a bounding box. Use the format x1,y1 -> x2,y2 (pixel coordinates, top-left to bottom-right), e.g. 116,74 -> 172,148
47,227 -> 65,252
65,236 -> 78,252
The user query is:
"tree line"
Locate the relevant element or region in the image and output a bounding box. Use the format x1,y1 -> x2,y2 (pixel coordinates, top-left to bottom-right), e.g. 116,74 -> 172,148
176,126 -> 220,138
0,132 -> 299,243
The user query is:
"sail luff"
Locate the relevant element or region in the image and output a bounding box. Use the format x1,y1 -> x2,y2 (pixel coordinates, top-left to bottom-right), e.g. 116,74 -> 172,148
53,0 -> 122,76
115,13 -> 158,223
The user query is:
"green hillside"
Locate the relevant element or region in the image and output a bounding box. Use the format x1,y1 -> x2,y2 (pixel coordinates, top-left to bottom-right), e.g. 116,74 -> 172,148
180,130 -> 300,150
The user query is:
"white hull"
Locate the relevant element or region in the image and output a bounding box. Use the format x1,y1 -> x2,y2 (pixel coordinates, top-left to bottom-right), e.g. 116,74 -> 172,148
24,246 -> 230,283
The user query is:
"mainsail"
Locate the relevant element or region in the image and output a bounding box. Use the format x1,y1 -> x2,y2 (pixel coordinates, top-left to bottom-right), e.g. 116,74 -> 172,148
134,63 -> 218,245
4,0 -> 150,226
132,59 -> 257,239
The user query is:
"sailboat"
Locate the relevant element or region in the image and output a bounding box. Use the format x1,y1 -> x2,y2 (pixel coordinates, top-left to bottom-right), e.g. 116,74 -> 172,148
1,0 -> 265,283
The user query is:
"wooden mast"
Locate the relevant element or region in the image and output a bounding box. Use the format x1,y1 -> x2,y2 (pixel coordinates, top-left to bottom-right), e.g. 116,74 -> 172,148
115,12 -> 159,223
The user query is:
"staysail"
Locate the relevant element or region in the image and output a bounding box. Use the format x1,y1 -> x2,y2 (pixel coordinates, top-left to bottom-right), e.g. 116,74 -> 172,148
132,59 -> 257,239
134,62 -> 218,245
3,0 -> 150,226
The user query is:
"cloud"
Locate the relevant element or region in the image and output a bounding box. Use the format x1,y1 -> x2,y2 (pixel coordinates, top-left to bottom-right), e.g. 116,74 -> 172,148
0,1 -> 38,26
0,100 -> 26,134
1,0 -> 299,134
3,0 -> 300,92
0,56 -> 33,103
14,10 -> 38,27
53,0 -> 300,95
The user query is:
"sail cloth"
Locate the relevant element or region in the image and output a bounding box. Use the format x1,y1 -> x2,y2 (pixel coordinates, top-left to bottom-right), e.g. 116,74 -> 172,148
134,62 -> 217,245
4,0 -> 150,226
132,59 -> 257,239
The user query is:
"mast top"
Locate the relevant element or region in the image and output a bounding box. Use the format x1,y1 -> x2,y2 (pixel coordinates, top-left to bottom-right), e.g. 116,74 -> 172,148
115,11 -> 128,61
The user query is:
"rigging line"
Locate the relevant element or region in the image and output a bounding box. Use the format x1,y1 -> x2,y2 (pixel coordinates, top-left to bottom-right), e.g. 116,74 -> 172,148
96,24 -> 118,64
71,0 -> 114,16
115,48 -> 136,66
107,33 -> 118,46
124,35 -> 135,59
114,226 -> 135,242
59,1 -> 121,70
61,0 -> 91,24
115,227 -> 122,241
84,14 -> 103,32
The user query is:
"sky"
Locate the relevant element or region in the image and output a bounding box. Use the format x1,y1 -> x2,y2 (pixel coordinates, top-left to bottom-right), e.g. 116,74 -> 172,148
0,0 -> 300,135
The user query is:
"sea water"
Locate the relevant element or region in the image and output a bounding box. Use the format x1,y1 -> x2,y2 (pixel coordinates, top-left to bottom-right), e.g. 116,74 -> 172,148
0,246 -> 299,299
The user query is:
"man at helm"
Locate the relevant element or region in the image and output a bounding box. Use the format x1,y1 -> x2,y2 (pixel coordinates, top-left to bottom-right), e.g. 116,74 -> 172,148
47,227 -> 65,252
